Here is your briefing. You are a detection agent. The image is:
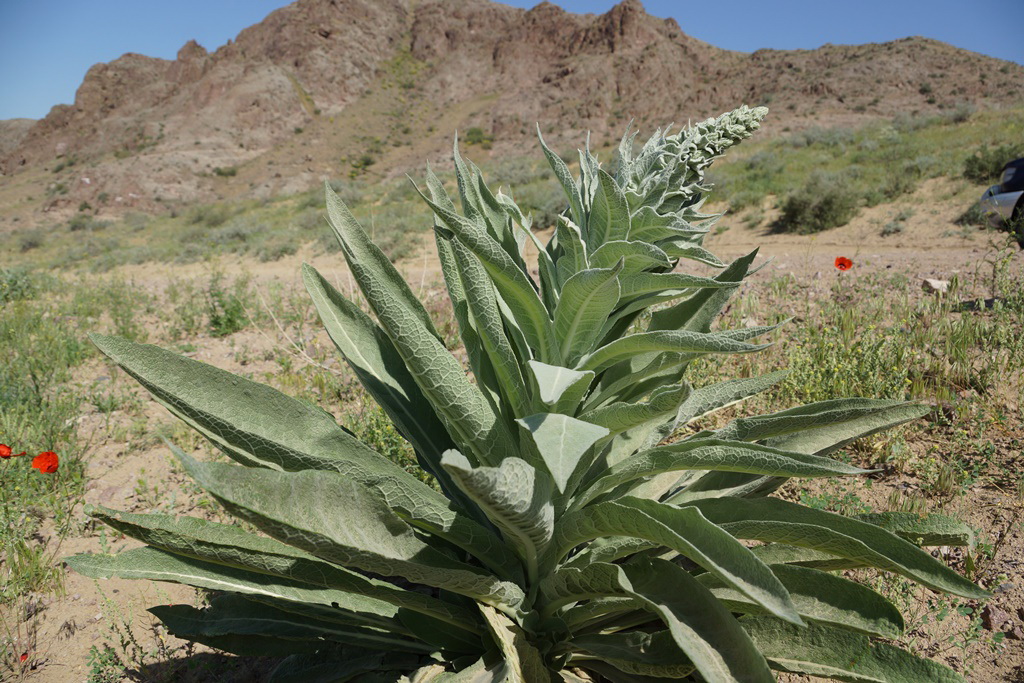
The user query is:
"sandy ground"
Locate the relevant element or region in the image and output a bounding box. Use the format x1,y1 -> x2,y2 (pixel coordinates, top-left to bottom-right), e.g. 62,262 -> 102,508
6,176 -> 1024,682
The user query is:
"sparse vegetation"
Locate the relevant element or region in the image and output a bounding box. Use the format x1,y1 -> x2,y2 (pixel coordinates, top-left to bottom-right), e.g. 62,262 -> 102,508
963,143 -> 1024,183
40,107 -> 1001,682
776,172 -> 860,233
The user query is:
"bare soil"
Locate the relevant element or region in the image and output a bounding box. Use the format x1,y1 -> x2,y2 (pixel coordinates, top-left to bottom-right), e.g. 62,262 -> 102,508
6,179 -> 1024,682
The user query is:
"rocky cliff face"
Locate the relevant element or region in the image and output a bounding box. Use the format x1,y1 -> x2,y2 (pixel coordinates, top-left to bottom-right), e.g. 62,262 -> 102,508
1,0 -> 1021,222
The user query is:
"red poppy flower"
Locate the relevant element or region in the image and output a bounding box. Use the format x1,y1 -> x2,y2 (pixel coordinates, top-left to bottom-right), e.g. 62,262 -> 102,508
834,256 -> 853,271
0,444 -> 26,458
20,653 -> 28,663
31,451 -> 59,473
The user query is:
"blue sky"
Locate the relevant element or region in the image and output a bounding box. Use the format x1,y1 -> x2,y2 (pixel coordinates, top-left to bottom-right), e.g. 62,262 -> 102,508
1,0 -> 1021,120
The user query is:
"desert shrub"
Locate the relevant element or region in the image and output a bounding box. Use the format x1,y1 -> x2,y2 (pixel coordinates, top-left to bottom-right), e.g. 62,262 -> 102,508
464,126 -> 494,149
203,273 -> 252,337
212,165 -> 238,177
67,214 -> 109,232
963,143 -> 1024,183
188,203 -> 233,228
788,125 -> 854,149
209,219 -> 263,248
776,172 -> 860,233
122,212 -> 150,231
492,155 -> 550,187
73,106 -> 982,682
511,179 -> 566,230
17,231 -> 44,252
256,240 -> 298,262
0,268 -> 36,304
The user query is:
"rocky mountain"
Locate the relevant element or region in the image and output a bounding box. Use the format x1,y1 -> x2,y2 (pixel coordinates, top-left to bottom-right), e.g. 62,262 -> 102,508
1,0 -> 1021,224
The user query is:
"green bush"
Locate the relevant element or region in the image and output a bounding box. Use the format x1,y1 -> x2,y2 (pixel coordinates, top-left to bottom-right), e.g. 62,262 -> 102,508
0,268 -> 37,304
776,173 -> 860,233
963,143 -> 1023,183
213,165 -> 238,177
206,273 -> 251,337
464,126 -> 494,149
73,106 -> 982,682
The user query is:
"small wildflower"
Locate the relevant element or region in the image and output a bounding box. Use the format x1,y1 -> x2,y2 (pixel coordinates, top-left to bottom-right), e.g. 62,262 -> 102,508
834,256 -> 853,271
31,451 -> 59,473
0,444 -> 26,458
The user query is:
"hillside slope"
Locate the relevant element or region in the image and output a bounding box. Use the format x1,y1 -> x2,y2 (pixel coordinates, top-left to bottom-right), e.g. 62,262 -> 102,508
1,0 -> 1021,225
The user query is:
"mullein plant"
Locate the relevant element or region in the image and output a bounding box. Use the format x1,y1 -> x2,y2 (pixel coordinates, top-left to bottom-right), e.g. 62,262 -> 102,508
70,105 -> 985,682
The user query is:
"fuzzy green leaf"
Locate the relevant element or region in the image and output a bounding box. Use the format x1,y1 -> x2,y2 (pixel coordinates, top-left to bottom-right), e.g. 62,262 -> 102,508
577,330 -> 769,374
525,361 -> 595,415
690,497 -> 988,599
701,563 -> 904,639
555,264 -> 622,365
551,498 -> 802,625
175,450 -> 525,608
516,413 -> 609,494
744,617 -> 964,682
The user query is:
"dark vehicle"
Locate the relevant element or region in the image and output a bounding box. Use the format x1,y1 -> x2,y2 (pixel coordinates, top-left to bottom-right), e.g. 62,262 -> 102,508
979,157 -> 1024,226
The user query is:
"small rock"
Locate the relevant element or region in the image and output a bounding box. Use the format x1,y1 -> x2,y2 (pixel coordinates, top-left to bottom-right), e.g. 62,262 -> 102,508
994,582 -> 1016,594
982,605 -> 1011,631
1010,626 -> 1024,640
922,278 -> 949,294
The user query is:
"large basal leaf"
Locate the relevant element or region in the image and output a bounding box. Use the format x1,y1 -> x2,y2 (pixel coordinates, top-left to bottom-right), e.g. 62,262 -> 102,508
552,559 -> 774,683
550,497 -> 802,625
68,547 -> 405,627
452,138 -> 525,273
176,450 -> 526,608
579,383 -> 691,437
855,512 -> 975,547
742,617 -> 964,683
715,398 -> 927,448
419,189 -> 559,363
659,241 -> 726,268
151,595 -> 433,654
91,334 -> 501,566
688,497 -> 988,599
302,263 -> 455,469
449,238 -> 531,418
324,181 -> 441,342
90,333 -> 390,475
306,266 -> 507,533
325,188 -> 516,468
85,504 -> 481,629
763,401 -> 930,456
699,563 -> 904,639
616,272 -> 736,301
578,438 -> 869,507
435,234 -> 506,420
554,216 -> 590,288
